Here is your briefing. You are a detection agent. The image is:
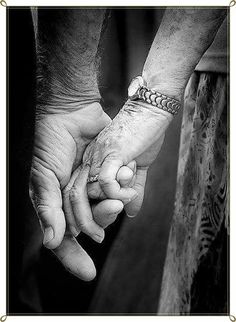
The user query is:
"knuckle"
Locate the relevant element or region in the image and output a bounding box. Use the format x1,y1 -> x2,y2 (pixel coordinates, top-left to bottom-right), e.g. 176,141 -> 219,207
62,185 -> 71,199
36,204 -> 49,211
77,218 -> 93,232
35,204 -> 50,215
29,190 -> 44,213
69,187 -> 82,202
77,222 -> 88,230
99,175 -> 112,186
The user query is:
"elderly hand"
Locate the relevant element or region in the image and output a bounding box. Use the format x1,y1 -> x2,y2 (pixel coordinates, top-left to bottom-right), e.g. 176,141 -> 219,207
63,159 -> 136,241
30,102 -> 133,280
84,100 -> 172,218
64,99 -> 172,239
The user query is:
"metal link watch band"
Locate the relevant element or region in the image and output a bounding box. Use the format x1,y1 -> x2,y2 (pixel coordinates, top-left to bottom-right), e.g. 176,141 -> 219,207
127,76 -> 181,116
137,87 -> 181,115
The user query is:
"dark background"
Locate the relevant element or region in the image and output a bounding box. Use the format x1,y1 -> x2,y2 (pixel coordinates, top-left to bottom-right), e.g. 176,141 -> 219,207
8,8 -> 183,314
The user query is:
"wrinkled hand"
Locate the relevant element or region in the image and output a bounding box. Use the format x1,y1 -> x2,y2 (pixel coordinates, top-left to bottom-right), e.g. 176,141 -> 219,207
63,159 -> 137,241
29,102 -> 118,280
63,160 -> 137,244
81,100 -> 173,218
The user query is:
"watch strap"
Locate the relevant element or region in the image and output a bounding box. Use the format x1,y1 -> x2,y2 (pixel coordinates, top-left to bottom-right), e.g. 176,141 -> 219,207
128,76 -> 181,116
137,86 -> 181,115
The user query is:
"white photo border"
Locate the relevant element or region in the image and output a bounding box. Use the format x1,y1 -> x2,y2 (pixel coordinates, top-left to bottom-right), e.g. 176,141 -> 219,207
0,0 -> 234,321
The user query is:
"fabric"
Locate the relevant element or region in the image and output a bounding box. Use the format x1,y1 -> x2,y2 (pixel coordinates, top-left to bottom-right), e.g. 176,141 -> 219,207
158,71 -> 229,314
196,17 -> 228,74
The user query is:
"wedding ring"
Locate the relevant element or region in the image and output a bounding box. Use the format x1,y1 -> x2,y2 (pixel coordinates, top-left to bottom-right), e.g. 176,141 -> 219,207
87,174 -> 99,183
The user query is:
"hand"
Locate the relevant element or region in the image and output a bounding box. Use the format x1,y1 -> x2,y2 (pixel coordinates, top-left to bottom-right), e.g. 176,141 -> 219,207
80,100 -> 173,217
63,160 -> 136,241
29,102 -> 116,280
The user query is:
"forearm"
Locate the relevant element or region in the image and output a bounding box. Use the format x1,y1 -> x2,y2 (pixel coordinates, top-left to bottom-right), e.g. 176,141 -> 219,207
142,8 -> 227,101
33,8 -> 106,112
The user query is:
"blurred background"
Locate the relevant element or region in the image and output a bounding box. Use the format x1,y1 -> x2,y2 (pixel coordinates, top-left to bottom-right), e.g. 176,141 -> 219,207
8,8 -> 183,314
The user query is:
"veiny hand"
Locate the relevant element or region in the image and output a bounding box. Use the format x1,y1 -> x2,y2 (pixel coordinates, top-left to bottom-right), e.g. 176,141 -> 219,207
80,100 -> 173,218
29,102 -> 128,280
63,159 -> 136,241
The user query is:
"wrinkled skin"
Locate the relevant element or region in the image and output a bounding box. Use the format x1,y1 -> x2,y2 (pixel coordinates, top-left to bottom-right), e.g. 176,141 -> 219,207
30,99 -> 173,281
68,100 -> 172,236
30,102 -> 114,280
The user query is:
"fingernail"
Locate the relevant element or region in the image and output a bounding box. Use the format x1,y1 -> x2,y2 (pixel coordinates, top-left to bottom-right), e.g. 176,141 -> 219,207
130,160 -> 136,172
70,226 -> 79,237
43,226 -> 54,245
123,198 -> 131,205
126,212 -> 136,218
123,192 -> 138,204
93,233 -> 104,244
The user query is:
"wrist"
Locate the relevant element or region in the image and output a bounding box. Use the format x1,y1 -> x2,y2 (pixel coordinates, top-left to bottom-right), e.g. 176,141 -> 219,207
36,86 -> 101,115
142,68 -> 186,102
35,100 -> 109,132
35,102 -> 110,144
123,99 -> 173,126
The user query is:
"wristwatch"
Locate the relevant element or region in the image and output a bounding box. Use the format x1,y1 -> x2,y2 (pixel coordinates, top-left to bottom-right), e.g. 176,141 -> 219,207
128,76 -> 181,116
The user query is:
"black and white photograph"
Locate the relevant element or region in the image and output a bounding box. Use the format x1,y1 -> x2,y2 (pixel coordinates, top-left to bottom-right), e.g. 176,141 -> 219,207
7,5 -> 229,315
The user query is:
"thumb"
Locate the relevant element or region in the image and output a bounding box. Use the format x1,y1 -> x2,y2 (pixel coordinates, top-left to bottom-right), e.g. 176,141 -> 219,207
53,233 -> 96,281
84,141 -> 138,201
117,160 -> 136,187
29,162 -> 66,249
98,157 -> 138,201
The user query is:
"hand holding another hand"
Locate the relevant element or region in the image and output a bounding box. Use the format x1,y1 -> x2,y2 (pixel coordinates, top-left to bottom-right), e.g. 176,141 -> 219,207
29,102 -> 137,281
65,99 -> 172,245
30,98 -> 172,281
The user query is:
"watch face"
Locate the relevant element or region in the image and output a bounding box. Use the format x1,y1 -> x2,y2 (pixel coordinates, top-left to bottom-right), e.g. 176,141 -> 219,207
128,76 -> 145,98
128,78 -> 140,98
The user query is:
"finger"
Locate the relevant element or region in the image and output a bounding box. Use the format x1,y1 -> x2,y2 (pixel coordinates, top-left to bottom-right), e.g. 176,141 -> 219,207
53,233 -> 96,281
87,162 -> 136,200
63,189 -> 80,237
117,161 -> 136,188
70,164 -> 105,243
99,158 -> 138,202
87,181 -> 107,200
92,199 -> 124,228
125,168 -> 148,218
63,167 -> 81,237
30,164 -> 66,249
